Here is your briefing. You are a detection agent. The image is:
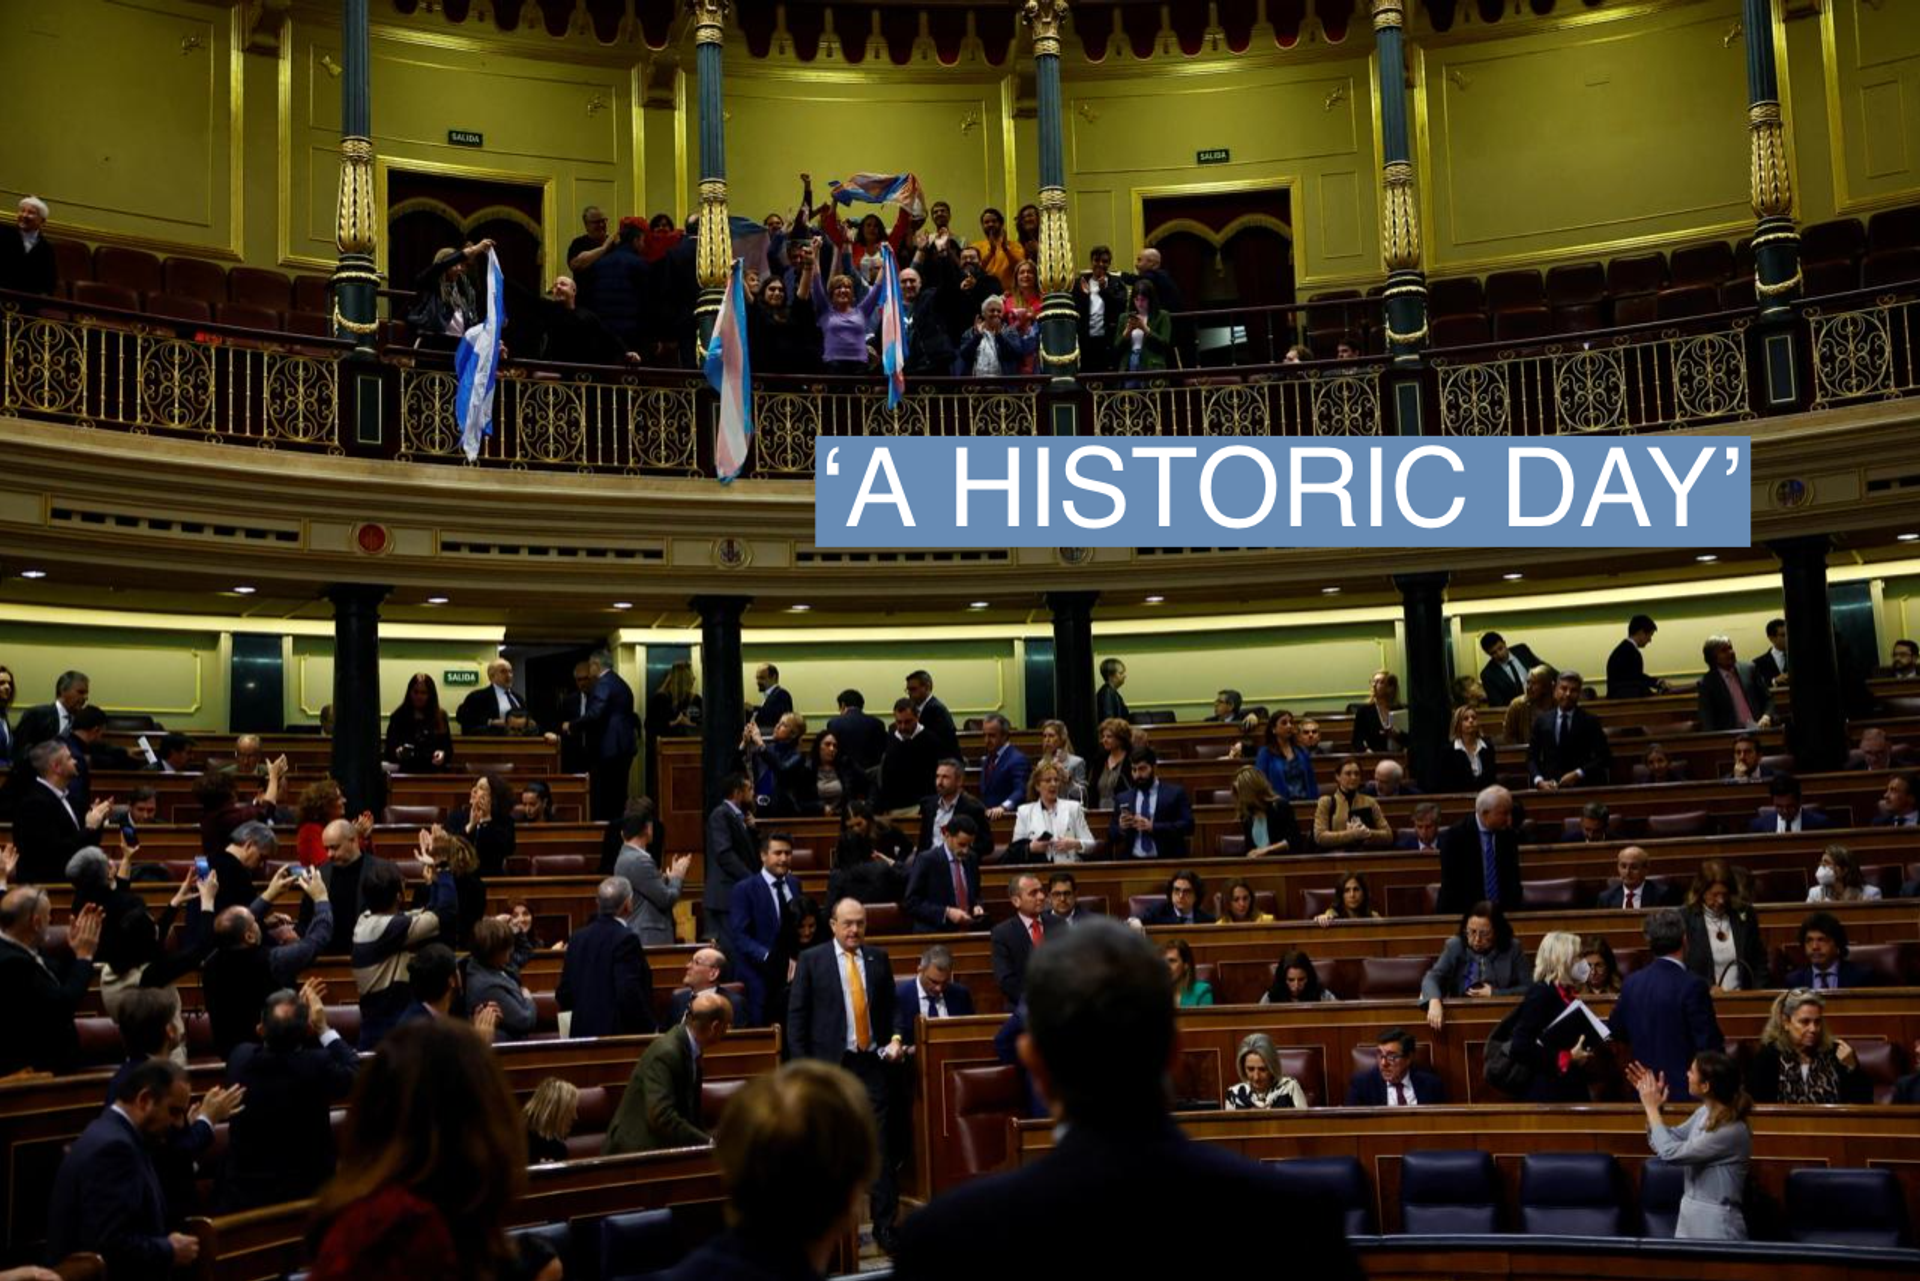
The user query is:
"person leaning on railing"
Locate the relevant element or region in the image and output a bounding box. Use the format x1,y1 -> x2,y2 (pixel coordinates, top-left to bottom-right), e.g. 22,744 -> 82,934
405,239 -> 493,352
1116,278 -> 1173,373
811,239 -> 884,374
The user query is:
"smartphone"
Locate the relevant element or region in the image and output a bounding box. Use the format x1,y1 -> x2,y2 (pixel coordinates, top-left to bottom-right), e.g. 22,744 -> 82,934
119,818 -> 138,848
194,856 -> 211,881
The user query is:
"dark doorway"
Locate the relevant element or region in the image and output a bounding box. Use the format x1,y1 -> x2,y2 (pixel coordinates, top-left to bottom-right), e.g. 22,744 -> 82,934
512,643 -> 596,772
1140,186 -> 1294,366
388,170 -> 545,300
229,634 -> 286,734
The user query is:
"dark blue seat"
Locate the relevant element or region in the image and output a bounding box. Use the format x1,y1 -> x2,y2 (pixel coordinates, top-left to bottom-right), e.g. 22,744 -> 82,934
1786,1168 -> 1909,1247
1269,1156 -> 1375,1235
1519,1153 -> 1626,1237
510,1222 -> 572,1277
1639,1158 -> 1683,1238
1400,1149 -> 1500,1234
601,1207 -> 681,1277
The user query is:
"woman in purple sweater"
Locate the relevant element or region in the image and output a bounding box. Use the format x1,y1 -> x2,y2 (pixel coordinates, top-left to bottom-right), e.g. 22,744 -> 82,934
812,250 -> 884,374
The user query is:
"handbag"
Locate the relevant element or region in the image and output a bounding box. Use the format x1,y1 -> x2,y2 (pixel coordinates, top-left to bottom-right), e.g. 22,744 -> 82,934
1483,1001 -> 1535,1097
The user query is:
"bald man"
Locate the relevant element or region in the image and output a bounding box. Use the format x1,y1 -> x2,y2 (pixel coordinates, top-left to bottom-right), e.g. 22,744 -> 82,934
603,990 -> 733,1154
456,659 -> 524,735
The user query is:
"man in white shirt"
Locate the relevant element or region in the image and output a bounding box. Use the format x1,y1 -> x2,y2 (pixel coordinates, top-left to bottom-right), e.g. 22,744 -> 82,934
1344,1027 -> 1445,1106
1874,772 -> 1920,827
15,738 -> 114,885
1597,845 -> 1673,910
1398,802 -> 1442,852
456,659 -> 523,735
1753,617 -> 1788,688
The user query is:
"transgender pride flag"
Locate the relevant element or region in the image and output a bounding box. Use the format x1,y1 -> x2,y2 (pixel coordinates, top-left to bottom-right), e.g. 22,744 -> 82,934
877,244 -> 907,411
704,258 -> 753,483
828,172 -> 926,220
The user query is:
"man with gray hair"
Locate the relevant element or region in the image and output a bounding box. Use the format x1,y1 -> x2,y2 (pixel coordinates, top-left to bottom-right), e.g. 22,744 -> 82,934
564,649 -> 637,823
1609,908 -> 1723,1103
557,876 -> 655,1036
210,819 -> 278,913
201,860 -> 332,1058
68,844 -> 201,1014
14,736 -> 114,885
1437,785 -> 1522,915
1397,801 -> 1443,852
896,942 -> 974,1045
1367,758 -> 1418,799
978,712 -> 1031,820
455,658 -> 524,735
14,668 -> 90,754
1,194 -> 56,294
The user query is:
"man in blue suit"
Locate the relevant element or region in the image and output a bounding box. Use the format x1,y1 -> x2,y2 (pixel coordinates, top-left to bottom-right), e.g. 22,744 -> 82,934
904,815 -> 986,933
728,831 -> 795,1024
566,648 -> 637,823
895,943 -> 975,1046
893,919 -> 1362,1280
1784,911 -> 1887,991
1109,748 -> 1193,859
750,663 -> 793,732
557,877 -> 655,1037
1748,774 -> 1832,833
1608,908 -> 1723,1102
977,713 -> 1031,819
47,1058 -> 201,1274
1344,1027 -> 1447,1106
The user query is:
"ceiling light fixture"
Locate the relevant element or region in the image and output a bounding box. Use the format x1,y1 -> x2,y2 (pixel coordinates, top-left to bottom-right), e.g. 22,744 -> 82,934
232,585 -> 256,595
788,604 -> 811,612
968,601 -> 990,609
1695,554 -> 1718,563
1502,572 -> 1524,581
1143,595 -> 1165,604
1900,533 -> 1919,543
612,602 -> 633,610
19,569 -> 46,579
426,596 -> 449,605
1321,586 -> 1342,595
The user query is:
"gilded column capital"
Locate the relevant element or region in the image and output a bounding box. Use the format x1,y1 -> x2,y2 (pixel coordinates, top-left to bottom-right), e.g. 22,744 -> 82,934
1371,0 -> 1405,30
1036,185 -> 1074,295
1381,160 -> 1421,273
689,0 -> 729,45
1022,0 -> 1068,58
1748,98 -> 1794,220
334,134 -> 377,257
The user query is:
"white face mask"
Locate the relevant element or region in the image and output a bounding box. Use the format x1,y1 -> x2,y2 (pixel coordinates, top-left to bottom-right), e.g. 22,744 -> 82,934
1570,959 -> 1593,985
1814,864 -> 1836,887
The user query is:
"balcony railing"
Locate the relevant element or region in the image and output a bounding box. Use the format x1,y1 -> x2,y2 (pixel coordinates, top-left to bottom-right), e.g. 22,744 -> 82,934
4,283 -> 1918,477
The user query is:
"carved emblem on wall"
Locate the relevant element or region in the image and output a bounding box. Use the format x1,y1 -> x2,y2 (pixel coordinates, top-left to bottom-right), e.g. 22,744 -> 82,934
714,536 -> 753,569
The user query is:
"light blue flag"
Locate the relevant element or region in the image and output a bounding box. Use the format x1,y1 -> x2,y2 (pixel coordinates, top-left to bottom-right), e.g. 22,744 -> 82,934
453,247 -> 506,462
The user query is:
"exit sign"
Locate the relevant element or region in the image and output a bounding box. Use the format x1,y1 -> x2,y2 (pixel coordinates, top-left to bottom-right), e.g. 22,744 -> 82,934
443,669 -> 480,686
1196,148 -> 1231,166
448,129 -> 484,148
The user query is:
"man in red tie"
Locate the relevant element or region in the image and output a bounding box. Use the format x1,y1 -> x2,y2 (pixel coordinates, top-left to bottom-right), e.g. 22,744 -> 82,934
990,872 -> 1062,1003
904,815 -> 986,934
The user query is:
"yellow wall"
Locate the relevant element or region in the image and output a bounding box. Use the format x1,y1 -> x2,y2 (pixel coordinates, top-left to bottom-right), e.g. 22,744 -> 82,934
1815,0 -> 1920,216
0,622 -> 230,731
288,636 -> 507,724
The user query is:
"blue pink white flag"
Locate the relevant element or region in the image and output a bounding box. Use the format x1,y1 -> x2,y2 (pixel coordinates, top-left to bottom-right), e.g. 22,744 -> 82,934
453,246 -> 506,462
827,172 -> 926,220
877,244 -> 907,411
704,258 -> 753,483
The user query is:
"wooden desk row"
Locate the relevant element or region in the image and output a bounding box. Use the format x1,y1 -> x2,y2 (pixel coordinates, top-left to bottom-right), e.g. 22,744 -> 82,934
97,732 -> 561,776
914,990 -> 1920,1198
0,1029 -> 780,1263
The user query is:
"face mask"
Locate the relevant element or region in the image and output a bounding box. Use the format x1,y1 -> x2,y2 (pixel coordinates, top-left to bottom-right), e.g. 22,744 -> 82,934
1815,865 -> 1836,887
1570,959 -> 1593,985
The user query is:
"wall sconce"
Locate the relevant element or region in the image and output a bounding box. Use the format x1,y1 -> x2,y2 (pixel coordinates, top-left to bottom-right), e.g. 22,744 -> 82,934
320,53 -> 343,79
586,93 -> 609,116
959,108 -> 981,135
180,34 -> 203,54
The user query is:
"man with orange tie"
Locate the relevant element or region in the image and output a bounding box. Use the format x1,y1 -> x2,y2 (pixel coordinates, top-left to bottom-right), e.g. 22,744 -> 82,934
788,896 -> 903,1254
989,872 -> 1061,1004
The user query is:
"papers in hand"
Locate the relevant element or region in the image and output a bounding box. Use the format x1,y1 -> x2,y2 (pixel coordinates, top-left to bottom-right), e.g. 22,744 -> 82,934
1541,998 -> 1611,1053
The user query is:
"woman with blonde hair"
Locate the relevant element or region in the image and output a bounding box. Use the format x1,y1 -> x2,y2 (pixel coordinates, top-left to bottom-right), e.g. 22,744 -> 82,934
743,710 -> 818,816
1627,1050 -> 1751,1240
1216,877 -> 1273,925
1506,930 -> 1598,1102
1226,1033 -> 1309,1109
1094,717 -> 1134,809
1231,765 -> 1300,856
1744,989 -> 1870,1104
1351,669 -> 1402,753
647,659 -> 703,740
1437,704 -> 1498,794
1036,719 -> 1088,802
523,1076 -> 580,1164
1008,760 -> 1094,863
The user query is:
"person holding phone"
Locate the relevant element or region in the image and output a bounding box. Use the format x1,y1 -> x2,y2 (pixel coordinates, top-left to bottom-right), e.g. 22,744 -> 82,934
1007,762 -> 1093,864
1116,278 -> 1172,374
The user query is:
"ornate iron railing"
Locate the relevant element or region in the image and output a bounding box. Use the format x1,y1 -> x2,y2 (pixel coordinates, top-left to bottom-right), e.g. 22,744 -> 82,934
1805,287 -> 1920,411
1430,316 -> 1754,436
751,375 -> 1047,478
1,299 -> 342,451
1083,366 -> 1384,438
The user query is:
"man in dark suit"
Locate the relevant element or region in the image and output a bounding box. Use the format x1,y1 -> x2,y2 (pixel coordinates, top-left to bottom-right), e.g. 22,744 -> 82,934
1528,669 -> 1611,789
1344,1027 -> 1447,1106
880,700 -> 942,813
1606,614 -> 1667,698
46,1059 -> 201,1274
1697,635 -> 1774,732
1724,734 -> 1774,785
887,256 -> 958,376
1395,802 -> 1443,852
893,919 -> 1362,1280
12,738 -> 114,885
605,992 -> 734,1155
13,668 -> 91,758
1785,912 -> 1887,991
1752,617 -> 1788,689
906,669 -> 961,760
749,663 -> 793,731
217,984 -> 360,1211
1749,774 -> 1831,833
826,689 -> 889,773
1608,909 -> 1724,1103
557,878 -> 655,1037
1073,246 -> 1129,374
455,659 -> 524,735
1874,771 -> 1920,827
559,661 -> 594,773
787,897 -> 903,1251
895,943 -> 975,1045
703,772 -> 758,954
565,649 -> 638,823
1136,868 -> 1216,926
1478,631 -> 1544,708
915,759 -> 994,861
976,713 -> 1031,819
665,947 -> 743,1026
0,885 -> 103,1077
904,815 -> 986,933
728,831 -> 795,1024
1109,748 -> 1194,860
989,872 -> 1061,1004
1437,785 -> 1523,916
0,195 -> 57,294
1595,846 -> 1675,910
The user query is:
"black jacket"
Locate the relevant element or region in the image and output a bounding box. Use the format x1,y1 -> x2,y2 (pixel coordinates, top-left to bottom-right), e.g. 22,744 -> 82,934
1683,905 -> 1769,990
13,779 -> 95,885
455,684 -> 524,735
1480,643 -> 1544,706
826,708 -> 889,772
217,1034 -> 361,1210
1606,638 -> 1659,699
1527,707 -> 1611,786
1436,815 -> 1524,917
0,228 -> 56,295
556,915 -> 655,1037
914,791 -> 996,862
0,935 -> 93,1075
1434,740 -> 1498,795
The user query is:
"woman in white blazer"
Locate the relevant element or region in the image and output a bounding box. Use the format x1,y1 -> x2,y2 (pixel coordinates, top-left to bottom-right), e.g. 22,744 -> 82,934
1008,760 -> 1095,862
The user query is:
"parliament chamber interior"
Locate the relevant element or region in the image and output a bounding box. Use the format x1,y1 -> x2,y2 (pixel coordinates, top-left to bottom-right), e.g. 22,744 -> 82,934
4,0 -> 1920,1277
